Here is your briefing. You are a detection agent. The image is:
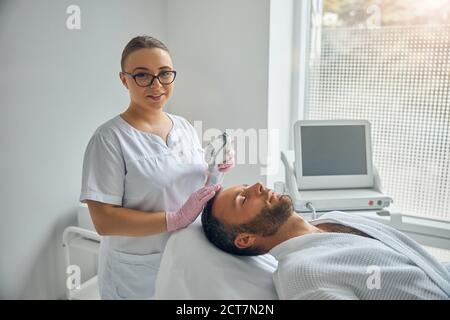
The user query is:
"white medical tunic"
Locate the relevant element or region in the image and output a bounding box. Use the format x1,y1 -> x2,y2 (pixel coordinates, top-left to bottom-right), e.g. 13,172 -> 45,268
79,113 -> 207,299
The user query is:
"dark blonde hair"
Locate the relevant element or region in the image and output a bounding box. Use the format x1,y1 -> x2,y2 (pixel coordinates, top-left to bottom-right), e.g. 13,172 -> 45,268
121,36 -> 170,71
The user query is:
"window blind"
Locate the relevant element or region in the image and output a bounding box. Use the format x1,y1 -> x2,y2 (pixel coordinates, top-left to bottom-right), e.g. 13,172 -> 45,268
306,25 -> 450,220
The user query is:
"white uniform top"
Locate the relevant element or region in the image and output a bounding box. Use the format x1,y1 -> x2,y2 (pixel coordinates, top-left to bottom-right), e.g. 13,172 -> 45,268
79,113 -> 207,299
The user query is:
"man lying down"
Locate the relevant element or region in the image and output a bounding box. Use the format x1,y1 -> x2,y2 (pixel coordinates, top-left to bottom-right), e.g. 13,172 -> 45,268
201,182 -> 450,300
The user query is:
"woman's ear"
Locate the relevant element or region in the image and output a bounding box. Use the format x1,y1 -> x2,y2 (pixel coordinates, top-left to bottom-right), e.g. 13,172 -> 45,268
119,72 -> 129,89
234,233 -> 257,249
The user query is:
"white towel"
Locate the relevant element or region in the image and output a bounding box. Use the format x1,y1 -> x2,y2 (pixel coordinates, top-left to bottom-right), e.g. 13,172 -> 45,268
270,211 -> 450,300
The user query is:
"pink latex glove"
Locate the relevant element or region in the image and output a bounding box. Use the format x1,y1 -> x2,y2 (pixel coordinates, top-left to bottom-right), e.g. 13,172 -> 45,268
217,148 -> 235,173
165,184 -> 222,232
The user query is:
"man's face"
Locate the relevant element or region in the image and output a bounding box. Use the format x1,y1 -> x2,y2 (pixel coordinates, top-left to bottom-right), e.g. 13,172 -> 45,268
212,182 -> 293,232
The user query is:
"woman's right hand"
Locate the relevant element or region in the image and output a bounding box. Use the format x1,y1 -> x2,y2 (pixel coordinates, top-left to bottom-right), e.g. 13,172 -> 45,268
165,184 -> 222,232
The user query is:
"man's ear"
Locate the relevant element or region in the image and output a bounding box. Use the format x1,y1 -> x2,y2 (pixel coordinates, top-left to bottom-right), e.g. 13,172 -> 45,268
234,233 -> 257,249
119,72 -> 129,89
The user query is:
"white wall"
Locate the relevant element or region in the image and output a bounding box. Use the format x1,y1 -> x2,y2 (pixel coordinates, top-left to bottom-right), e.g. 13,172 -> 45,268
267,0 -> 294,187
166,0 -> 271,187
0,0 -> 167,299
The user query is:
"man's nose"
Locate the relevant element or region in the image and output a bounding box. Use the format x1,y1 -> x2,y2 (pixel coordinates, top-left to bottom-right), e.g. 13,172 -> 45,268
250,182 -> 265,194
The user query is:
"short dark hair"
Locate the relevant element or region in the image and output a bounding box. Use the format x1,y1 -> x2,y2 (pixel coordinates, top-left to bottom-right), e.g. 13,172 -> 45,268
201,195 -> 264,256
121,35 -> 170,71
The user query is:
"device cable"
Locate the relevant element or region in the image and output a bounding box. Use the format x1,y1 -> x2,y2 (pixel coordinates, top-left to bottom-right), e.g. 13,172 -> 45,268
305,202 -> 317,220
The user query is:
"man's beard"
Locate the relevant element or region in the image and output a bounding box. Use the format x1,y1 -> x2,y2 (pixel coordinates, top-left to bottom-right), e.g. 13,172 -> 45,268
233,194 -> 294,237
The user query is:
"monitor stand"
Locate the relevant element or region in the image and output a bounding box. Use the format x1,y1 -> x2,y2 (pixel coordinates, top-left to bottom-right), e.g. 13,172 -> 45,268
281,151 -> 393,213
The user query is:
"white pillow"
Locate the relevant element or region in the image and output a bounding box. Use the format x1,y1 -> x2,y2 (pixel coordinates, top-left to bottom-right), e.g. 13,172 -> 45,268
155,220 -> 278,300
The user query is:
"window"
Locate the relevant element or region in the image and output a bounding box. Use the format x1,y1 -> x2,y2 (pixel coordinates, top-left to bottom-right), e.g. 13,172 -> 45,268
303,0 -> 450,222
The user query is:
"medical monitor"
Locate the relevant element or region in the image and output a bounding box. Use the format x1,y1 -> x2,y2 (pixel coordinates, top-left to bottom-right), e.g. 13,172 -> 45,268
294,120 -> 374,190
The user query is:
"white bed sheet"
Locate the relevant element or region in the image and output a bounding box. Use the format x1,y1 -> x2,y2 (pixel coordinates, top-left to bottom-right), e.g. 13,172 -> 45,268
155,220 -> 278,300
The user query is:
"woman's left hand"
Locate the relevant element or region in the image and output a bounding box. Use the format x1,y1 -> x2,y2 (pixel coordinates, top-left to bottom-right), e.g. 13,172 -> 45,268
217,149 -> 235,173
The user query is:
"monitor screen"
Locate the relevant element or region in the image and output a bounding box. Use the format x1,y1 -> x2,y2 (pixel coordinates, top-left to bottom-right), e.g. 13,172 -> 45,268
301,125 -> 367,176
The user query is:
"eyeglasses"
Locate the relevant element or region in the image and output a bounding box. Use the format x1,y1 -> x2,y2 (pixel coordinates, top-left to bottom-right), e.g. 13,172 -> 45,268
122,70 -> 177,87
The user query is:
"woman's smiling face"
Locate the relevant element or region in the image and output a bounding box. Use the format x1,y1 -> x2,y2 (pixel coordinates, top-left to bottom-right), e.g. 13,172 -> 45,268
120,48 -> 175,110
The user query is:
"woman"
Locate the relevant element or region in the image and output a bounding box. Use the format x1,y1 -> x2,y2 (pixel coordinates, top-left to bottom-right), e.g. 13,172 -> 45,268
79,36 -> 234,299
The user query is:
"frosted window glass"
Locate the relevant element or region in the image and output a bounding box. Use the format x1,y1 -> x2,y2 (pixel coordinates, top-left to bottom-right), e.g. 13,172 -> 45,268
306,25 -> 450,220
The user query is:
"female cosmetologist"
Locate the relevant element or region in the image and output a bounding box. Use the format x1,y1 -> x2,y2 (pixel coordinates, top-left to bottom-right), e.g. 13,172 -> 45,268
79,36 -> 234,299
